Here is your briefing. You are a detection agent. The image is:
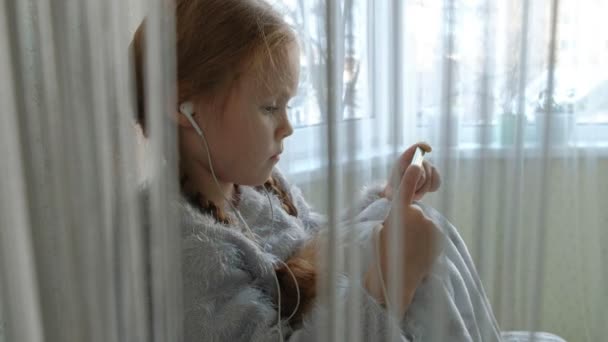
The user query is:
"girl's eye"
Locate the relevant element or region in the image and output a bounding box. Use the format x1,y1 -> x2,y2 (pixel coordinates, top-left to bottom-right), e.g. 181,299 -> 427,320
262,106 -> 279,115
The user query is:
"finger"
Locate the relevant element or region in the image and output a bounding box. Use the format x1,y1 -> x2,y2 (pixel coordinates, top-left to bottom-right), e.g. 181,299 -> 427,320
397,142 -> 433,172
399,164 -> 424,205
429,167 -> 441,192
397,145 -> 420,172
416,161 -> 432,192
383,185 -> 394,200
418,161 -> 441,194
413,178 -> 431,201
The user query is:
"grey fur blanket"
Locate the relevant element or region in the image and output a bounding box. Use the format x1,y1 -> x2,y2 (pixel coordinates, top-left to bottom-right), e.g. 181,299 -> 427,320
180,168 -> 504,341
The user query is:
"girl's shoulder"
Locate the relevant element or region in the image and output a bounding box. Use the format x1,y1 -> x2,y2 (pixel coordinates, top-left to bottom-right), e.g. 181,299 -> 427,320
268,167 -> 310,213
178,197 -> 275,279
136,181 -> 242,245
269,167 -> 326,233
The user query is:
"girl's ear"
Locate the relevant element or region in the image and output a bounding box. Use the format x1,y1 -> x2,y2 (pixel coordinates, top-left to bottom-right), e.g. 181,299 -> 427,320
172,109 -> 193,128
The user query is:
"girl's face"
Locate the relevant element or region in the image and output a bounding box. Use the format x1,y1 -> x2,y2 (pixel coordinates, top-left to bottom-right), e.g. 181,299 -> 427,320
181,45 -> 299,186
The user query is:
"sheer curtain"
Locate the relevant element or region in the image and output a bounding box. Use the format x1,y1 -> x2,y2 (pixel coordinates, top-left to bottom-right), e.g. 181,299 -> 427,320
273,0 -> 607,341
1,0 -> 606,341
1,0 -> 180,341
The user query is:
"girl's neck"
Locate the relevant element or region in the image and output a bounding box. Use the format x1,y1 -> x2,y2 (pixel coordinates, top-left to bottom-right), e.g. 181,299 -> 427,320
180,159 -> 235,210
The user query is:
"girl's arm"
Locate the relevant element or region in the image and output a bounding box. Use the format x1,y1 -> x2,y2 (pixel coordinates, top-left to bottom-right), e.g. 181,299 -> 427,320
271,168 -> 389,230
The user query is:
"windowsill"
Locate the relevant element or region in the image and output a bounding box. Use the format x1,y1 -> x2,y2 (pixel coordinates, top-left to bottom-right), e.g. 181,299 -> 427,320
281,121 -> 608,178
282,143 -> 608,176
448,142 -> 608,159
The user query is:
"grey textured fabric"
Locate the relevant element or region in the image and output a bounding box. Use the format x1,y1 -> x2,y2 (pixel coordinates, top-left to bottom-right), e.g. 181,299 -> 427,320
178,169 -> 405,341
340,185 -> 504,341
175,167 -> 509,341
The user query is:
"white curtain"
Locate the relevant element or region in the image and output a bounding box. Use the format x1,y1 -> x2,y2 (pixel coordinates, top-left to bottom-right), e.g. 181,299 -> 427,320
1,0 -> 606,341
274,0 -> 608,340
1,0 -> 180,341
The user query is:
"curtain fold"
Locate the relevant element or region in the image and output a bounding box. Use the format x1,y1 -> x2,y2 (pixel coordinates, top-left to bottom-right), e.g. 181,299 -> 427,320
1,0 -> 606,341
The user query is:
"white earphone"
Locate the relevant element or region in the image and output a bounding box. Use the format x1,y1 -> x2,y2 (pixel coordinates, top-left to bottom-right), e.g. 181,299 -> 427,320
179,102 -> 204,137
178,102 -> 300,341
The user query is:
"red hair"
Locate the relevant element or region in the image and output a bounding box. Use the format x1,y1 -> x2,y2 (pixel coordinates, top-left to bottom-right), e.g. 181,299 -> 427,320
130,0 -> 297,135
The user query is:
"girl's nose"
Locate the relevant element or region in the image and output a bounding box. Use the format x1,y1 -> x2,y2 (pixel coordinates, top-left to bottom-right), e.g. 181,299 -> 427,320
277,113 -> 294,139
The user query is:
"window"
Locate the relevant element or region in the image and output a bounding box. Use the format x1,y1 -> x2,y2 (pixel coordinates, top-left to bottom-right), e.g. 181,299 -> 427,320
406,0 -> 608,147
268,0 -> 608,154
268,0 -> 371,127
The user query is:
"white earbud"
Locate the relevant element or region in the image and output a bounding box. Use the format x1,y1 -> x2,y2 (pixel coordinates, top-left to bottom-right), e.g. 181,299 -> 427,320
179,102 -> 204,137
179,101 -> 194,118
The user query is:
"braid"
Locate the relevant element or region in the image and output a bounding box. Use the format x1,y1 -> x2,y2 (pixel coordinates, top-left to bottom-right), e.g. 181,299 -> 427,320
184,185 -> 240,225
262,176 -> 317,326
183,176 -> 315,326
208,200 -> 233,225
263,176 -> 298,217
185,176 -> 297,224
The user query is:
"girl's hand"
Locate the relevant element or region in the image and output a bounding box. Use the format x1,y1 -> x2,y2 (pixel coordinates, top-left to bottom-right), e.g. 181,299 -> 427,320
365,165 -> 442,318
381,142 -> 441,201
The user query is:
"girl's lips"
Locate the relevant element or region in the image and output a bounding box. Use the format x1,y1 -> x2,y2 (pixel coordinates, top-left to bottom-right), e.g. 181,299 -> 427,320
271,149 -> 283,159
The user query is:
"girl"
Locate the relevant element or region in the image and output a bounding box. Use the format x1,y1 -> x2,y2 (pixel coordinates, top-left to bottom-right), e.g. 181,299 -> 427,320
131,0 -> 508,340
